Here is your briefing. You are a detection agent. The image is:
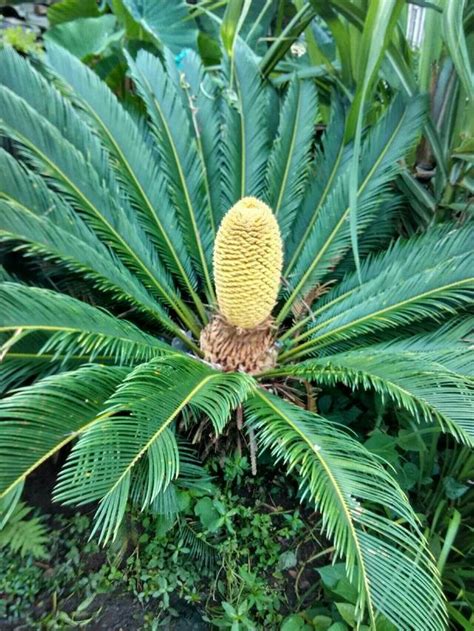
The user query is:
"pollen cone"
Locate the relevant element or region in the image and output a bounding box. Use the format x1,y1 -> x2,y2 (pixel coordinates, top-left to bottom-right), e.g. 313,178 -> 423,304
213,197 -> 283,329
200,197 -> 283,374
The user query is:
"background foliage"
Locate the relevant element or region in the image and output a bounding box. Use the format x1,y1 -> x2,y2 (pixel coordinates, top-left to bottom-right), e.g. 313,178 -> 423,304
0,1 -> 472,629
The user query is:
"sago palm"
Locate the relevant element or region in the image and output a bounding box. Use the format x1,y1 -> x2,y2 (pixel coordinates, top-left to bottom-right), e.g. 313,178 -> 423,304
0,41 -> 472,630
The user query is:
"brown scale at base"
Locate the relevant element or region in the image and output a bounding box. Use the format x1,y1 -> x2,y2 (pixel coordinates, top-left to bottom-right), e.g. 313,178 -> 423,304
200,314 -> 278,375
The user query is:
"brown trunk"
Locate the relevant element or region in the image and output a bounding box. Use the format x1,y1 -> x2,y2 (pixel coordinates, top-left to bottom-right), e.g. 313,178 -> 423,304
200,314 -> 278,375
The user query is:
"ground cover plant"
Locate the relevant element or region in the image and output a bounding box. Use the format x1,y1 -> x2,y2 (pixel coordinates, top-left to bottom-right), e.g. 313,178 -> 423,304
1,466 -> 331,629
0,12 -> 473,631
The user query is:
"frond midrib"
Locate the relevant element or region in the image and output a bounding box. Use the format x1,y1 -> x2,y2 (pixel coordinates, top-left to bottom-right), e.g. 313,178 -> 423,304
141,66 -> 214,306
274,84 -> 302,218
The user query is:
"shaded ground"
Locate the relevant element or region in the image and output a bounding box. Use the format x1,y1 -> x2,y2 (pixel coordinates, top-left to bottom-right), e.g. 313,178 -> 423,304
1,460 -> 327,630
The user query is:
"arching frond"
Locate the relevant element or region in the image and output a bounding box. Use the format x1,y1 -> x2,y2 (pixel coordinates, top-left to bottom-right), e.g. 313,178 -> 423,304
0,62 -> 198,333
0,282 -> 175,362
0,481 -> 24,529
126,49 -> 214,304
276,346 -> 474,445
331,194 -> 402,280
278,95 -> 425,321
285,96 -> 346,272
179,50 -> 223,230
44,44 -> 200,311
221,40 -> 271,207
55,355 -> 253,542
0,153 -> 182,335
0,365 -> 129,502
245,390 -> 447,630
0,332 -> 68,395
0,46 -> 104,173
319,223 -> 474,312
130,442 -> 212,516
281,247 -> 474,361
265,78 -> 318,239
280,222 -> 474,345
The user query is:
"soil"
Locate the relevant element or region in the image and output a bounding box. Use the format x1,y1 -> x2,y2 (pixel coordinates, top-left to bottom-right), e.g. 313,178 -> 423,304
2,448 -> 328,630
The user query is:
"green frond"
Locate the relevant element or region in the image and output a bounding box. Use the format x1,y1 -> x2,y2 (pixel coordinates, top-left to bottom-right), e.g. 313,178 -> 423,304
278,95 -> 426,321
126,49 -> 215,304
0,481 -> 24,529
321,222 -> 474,311
0,55 -> 198,332
0,332 -> 67,395
0,152 -> 183,335
281,222 -> 474,344
221,40 -> 271,207
55,355 -> 253,542
331,194 -> 402,280
376,319 -> 474,375
0,502 -> 49,559
131,442 -> 212,517
285,96 -> 346,272
265,78 -> 319,239
0,364 -> 130,501
277,345 -> 474,445
0,352 -> 64,396
179,50 -> 223,230
281,236 -> 474,360
44,44 -> 200,310
0,46 -> 104,173
0,282 -> 174,363
245,390 -> 447,630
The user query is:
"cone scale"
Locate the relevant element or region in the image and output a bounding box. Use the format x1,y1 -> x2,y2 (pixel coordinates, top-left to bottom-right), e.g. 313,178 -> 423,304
200,197 -> 283,374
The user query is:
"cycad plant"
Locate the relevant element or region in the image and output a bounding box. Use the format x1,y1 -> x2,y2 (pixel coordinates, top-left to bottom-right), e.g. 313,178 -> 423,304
0,41 -> 473,630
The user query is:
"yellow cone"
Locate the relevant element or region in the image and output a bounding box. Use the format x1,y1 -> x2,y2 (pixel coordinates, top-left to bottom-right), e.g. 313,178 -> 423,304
213,197 -> 283,329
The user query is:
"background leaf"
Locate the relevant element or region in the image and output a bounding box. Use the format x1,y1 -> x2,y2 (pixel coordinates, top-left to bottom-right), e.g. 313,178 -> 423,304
44,15 -> 122,60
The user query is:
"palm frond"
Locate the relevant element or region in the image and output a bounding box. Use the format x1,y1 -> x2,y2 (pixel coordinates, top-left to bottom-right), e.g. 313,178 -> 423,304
0,481 -> 24,529
179,50 -> 223,230
55,355 -> 253,542
374,319 -> 474,375
280,232 -> 474,360
0,282 -> 175,362
0,55 -> 198,333
0,364 -> 129,502
284,96 -> 346,273
220,40 -> 271,207
0,152 -> 183,335
126,49 -> 215,303
131,442 -> 212,517
0,353 -> 65,396
322,222 -> 474,310
265,78 -> 318,239
281,222 -> 474,344
0,46 -> 103,174
245,389 -> 447,630
277,346 -> 474,445
0,331 -> 67,395
278,95 -> 425,322
44,44 -> 201,313
331,194 -> 402,280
